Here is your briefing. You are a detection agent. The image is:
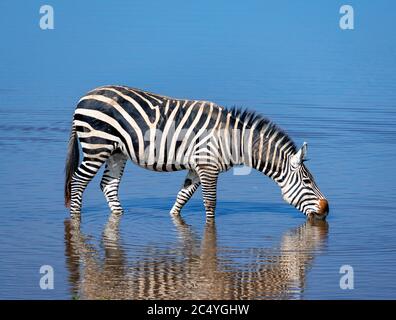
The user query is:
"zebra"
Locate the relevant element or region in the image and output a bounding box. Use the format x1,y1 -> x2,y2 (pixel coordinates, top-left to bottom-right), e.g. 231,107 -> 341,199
65,85 -> 329,220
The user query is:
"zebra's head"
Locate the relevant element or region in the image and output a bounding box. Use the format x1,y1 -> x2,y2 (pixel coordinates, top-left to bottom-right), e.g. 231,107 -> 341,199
280,142 -> 329,220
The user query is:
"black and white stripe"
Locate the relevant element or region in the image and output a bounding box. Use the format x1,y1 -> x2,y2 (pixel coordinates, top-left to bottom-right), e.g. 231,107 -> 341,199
65,86 -> 329,220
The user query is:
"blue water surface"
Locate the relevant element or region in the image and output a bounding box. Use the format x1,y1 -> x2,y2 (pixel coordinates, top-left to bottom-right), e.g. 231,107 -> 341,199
0,0 -> 395,299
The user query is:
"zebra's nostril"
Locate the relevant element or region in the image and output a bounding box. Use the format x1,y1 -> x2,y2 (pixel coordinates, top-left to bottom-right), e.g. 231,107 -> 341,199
317,199 -> 329,215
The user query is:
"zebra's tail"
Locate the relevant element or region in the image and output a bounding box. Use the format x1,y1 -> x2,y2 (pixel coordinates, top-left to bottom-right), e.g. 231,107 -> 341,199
64,124 -> 79,208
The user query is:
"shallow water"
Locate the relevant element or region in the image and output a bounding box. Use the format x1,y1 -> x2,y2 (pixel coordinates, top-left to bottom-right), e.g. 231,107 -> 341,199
1,1 -> 396,299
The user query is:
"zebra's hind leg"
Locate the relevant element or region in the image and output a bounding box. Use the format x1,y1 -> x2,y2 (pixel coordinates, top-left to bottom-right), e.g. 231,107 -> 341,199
170,170 -> 201,216
195,165 -> 219,221
70,156 -> 108,217
100,150 -> 128,214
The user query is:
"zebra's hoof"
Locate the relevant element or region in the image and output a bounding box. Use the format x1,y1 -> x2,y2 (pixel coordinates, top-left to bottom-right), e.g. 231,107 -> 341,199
170,210 -> 181,217
70,213 -> 81,225
70,211 -> 81,218
111,210 -> 124,216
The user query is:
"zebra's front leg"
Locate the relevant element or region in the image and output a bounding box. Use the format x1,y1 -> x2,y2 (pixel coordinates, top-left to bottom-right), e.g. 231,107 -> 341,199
196,165 -> 219,221
170,170 -> 201,216
100,151 -> 128,214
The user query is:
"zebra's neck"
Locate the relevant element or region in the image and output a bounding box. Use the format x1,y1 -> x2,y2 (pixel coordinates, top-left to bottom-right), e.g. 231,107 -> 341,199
222,109 -> 296,181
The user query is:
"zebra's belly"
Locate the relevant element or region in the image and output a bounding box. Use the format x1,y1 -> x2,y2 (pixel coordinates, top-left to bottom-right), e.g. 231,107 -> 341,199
128,154 -> 233,173
129,156 -> 194,172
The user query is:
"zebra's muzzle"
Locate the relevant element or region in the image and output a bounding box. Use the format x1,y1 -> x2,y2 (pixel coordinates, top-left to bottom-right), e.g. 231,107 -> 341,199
306,199 -> 329,220
313,199 -> 329,219
318,198 -> 329,214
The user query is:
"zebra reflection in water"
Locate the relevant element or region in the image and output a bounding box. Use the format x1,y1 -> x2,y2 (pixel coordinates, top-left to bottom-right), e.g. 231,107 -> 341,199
64,215 -> 328,300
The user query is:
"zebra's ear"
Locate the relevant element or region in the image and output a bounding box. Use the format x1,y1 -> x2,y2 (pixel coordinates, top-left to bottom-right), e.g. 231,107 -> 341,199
291,142 -> 308,166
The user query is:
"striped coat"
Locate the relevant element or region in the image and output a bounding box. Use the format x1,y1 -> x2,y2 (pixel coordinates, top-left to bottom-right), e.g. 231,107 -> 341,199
65,86 -> 329,221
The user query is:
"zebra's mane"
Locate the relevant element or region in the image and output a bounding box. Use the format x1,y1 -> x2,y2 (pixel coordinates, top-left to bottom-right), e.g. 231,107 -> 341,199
228,106 -> 297,154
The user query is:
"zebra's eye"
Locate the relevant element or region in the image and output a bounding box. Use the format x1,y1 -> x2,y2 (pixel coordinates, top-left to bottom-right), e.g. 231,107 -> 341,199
290,163 -> 301,171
